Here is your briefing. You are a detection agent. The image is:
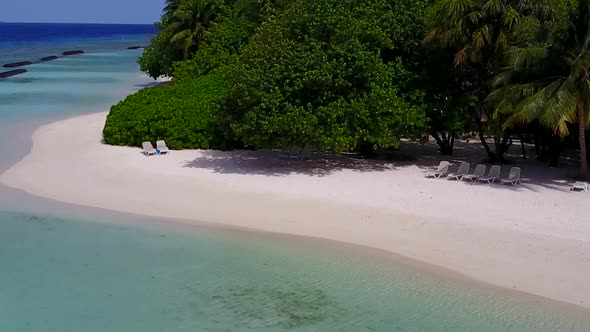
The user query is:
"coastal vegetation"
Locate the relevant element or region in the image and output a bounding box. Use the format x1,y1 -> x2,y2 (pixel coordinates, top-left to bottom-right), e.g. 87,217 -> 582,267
104,74 -> 234,150
104,0 -> 590,178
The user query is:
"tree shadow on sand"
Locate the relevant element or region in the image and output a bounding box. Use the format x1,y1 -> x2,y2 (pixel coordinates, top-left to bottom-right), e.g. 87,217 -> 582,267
182,150 -> 397,177
181,140 -> 585,193
398,140 -> 580,193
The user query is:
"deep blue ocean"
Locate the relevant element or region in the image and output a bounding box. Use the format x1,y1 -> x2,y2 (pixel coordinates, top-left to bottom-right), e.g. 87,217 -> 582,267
0,22 -> 156,64
0,22 -> 157,42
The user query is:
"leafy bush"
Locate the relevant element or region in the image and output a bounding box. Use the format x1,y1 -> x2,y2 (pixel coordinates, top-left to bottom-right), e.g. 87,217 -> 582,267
103,74 -> 235,150
218,0 -> 427,152
173,17 -> 255,83
138,23 -> 182,79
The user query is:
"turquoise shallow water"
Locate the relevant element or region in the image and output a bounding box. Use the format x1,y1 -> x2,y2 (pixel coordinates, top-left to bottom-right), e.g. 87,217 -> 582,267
1,212 -> 589,332
0,49 -> 154,171
0,50 -> 150,122
0,43 -> 589,331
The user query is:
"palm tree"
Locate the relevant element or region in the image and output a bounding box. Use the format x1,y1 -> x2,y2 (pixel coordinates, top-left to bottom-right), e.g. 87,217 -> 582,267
165,0 -> 222,59
164,0 -> 180,15
424,0 -> 563,162
424,0 -> 530,68
490,0 -> 590,178
424,0 -> 526,162
162,0 -> 182,24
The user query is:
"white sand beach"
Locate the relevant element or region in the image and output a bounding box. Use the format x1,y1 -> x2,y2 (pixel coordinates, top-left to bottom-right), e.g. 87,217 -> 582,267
2,111 -> 590,308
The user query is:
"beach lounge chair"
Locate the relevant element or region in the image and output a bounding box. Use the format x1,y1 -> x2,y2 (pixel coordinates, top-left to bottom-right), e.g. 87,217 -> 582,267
447,162 -> 470,181
142,141 -> 157,156
571,181 -> 588,192
501,167 -> 521,185
156,140 -> 169,154
478,165 -> 501,184
425,161 -> 450,178
462,164 -> 486,182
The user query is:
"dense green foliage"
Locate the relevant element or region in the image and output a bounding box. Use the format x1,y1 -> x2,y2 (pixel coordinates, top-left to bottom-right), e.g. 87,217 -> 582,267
139,0 -> 281,78
103,74 -> 233,150
490,0 -> 590,177
138,23 -> 182,79
116,0 -> 590,177
424,0 -> 542,162
423,0 -> 590,177
173,17 -> 254,83
218,0 -> 428,151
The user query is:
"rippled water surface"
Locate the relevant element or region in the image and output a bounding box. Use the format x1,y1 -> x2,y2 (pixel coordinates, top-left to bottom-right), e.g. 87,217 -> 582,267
0,29 -> 589,332
1,212 -> 589,332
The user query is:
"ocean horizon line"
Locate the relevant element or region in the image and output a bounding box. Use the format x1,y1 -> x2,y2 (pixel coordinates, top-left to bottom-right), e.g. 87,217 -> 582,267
0,21 -> 156,26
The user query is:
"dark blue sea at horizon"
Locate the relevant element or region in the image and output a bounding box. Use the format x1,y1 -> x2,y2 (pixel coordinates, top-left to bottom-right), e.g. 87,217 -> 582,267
0,22 -> 156,64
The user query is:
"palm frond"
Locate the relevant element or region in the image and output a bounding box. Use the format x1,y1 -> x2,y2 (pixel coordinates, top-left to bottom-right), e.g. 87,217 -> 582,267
585,79 -> 590,127
171,29 -> 192,43
505,46 -> 548,70
503,79 -> 563,129
538,78 -> 577,136
504,7 -> 520,31
481,0 -> 503,16
495,29 -> 508,50
569,49 -> 590,80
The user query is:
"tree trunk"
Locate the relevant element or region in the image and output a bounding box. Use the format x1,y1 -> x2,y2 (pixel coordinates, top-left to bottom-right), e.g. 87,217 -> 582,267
492,135 -> 509,163
578,105 -> 589,179
478,129 -> 496,162
519,135 -> 527,160
503,136 -> 513,153
494,137 -> 502,162
548,135 -> 561,167
431,132 -> 454,155
534,132 -> 541,158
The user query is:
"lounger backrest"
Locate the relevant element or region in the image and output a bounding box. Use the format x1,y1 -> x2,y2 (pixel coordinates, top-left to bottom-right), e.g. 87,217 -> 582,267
156,140 -> 167,148
508,167 -> 521,180
437,161 -> 450,172
488,165 -> 501,178
457,162 -> 470,175
473,164 -> 486,177
142,141 -> 154,151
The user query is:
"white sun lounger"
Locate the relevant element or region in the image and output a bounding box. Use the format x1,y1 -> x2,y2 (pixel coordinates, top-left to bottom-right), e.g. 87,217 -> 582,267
448,162 -> 470,181
425,161 -> 450,178
462,164 -> 486,182
478,165 -> 501,184
156,140 -> 169,154
571,181 -> 588,192
142,141 -> 157,156
501,167 -> 521,185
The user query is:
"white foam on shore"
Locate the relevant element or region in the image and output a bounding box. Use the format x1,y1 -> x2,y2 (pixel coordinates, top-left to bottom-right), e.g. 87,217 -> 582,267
2,111 -> 590,308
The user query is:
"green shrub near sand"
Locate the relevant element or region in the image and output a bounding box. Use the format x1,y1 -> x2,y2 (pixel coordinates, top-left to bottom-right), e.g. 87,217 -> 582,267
103,74 -> 234,150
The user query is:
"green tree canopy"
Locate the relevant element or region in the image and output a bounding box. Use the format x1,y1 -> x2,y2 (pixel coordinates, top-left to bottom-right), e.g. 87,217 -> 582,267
173,16 -> 255,83
139,0 -> 289,78
217,0 -> 428,152
424,0 -> 563,162
490,0 -> 590,178
103,74 -> 236,150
